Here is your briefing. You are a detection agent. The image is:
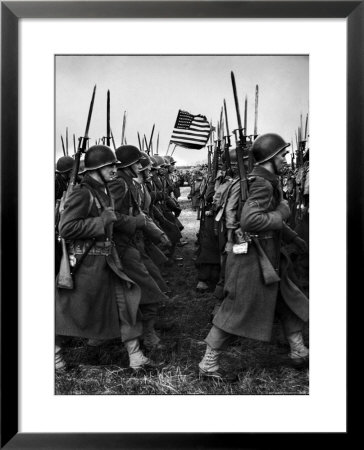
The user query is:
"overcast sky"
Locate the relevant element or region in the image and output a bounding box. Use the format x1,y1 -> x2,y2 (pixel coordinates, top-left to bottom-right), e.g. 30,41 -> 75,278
56,55 -> 308,166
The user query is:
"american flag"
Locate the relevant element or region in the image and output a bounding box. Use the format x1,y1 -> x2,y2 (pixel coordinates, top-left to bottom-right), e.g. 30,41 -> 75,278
170,110 -> 211,150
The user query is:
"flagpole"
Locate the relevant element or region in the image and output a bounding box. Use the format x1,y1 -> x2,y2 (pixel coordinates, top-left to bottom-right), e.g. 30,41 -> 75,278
171,144 -> 177,157
166,141 -> 172,155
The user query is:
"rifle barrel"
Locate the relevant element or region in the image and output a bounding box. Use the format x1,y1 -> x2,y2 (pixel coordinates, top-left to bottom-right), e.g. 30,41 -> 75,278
223,99 -> 230,136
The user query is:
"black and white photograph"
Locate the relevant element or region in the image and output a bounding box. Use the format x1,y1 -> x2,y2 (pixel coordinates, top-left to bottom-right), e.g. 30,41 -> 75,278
54,54 -> 310,395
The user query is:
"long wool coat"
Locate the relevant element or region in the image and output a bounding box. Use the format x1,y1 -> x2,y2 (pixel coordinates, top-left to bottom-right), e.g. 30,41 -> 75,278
55,175 -> 141,340
109,170 -> 167,305
213,166 -> 309,342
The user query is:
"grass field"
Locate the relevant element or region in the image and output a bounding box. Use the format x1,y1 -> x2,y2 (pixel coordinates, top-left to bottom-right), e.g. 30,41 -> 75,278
56,186 -> 309,395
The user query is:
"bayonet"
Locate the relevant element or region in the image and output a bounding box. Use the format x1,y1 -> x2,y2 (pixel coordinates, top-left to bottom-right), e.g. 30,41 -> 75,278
223,99 -> 232,174
106,90 -> 111,146
254,84 -> 259,137
61,135 -> 66,157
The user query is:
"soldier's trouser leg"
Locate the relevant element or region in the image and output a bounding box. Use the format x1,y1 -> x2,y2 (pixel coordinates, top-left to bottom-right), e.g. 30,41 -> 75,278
205,325 -> 231,351
198,326 -> 231,374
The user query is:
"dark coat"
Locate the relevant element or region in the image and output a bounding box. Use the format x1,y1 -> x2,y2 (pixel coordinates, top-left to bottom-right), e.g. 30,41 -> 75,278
213,166 -> 309,342
55,175 -> 141,340
110,170 -> 167,305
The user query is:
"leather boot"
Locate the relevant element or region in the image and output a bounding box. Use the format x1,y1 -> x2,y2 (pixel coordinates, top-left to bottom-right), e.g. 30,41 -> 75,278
124,338 -> 161,370
198,345 -> 237,382
287,331 -> 309,367
55,345 -> 66,370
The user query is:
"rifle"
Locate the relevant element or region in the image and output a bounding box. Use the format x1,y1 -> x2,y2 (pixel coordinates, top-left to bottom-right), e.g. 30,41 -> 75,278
231,71 -> 248,201
231,73 -> 279,284
57,85 -> 97,290
223,99 -> 232,175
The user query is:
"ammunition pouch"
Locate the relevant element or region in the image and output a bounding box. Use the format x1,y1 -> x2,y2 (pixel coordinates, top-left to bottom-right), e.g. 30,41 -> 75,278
69,240 -> 112,256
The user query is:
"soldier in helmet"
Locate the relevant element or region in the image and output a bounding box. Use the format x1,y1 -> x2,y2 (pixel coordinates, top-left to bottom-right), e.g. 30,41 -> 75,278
55,155 -> 75,276
55,155 -> 74,201
109,145 -> 171,351
55,145 -> 157,372
133,151 -> 171,293
150,155 -> 182,260
198,133 -> 309,381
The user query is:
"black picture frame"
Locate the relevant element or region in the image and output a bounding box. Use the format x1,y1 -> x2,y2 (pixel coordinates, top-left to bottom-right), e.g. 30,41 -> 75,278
1,1 -> 359,448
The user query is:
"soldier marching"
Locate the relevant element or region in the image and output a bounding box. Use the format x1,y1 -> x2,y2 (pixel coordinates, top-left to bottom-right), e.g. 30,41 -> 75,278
55,75 -> 309,382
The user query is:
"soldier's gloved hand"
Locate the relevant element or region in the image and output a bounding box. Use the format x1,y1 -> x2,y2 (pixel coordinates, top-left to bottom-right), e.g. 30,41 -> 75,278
101,207 -> 117,227
175,208 -> 182,217
135,213 -> 146,229
276,200 -> 291,221
224,241 -> 234,253
293,236 -> 308,254
160,234 -> 172,248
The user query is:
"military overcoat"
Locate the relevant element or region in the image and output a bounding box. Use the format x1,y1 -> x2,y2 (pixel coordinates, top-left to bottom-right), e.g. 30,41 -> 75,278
213,166 -> 309,342
55,175 -> 141,340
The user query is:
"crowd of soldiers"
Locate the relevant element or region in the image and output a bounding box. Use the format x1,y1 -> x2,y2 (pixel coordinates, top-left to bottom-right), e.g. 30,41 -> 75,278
55,147 -> 186,372
55,131 -> 309,382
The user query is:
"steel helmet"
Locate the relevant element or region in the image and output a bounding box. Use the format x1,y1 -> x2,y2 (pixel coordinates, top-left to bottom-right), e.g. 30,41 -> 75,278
163,156 -> 171,166
251,133 -> 290,165
221,147 -> 250,164
153,155 -> 166,167
84,145 -> 118,171
115,145 -> 143,168
164,155 -> 176,165
139,152 -> 152,171
150,156 -> 159,169
56,156 -> 74,174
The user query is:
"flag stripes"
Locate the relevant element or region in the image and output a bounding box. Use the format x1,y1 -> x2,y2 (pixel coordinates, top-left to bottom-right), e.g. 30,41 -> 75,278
170,110 -> 211,149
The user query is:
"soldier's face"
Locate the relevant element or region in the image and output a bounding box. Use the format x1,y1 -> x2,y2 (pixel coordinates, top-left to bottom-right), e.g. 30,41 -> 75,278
169,165 -> 175,173
130,161 -> 142,176
100,164 -> 117,182
273,150 -> 288,174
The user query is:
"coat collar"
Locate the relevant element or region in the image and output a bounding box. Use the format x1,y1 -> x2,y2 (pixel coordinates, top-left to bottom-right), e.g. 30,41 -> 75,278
82,173 -> 106,191
251,165 -> 279,187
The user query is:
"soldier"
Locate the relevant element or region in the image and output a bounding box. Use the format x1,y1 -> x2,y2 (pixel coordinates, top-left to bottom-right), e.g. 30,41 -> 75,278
109,145 -> 171,351
55,155 -> 74,201
55,155 -> 75,276
198,133 -> 309,381
55,145 -> 157,371
188,169 -> 203,211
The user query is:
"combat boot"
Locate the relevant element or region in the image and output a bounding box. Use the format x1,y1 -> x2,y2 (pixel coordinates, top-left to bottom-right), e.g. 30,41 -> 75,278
55,345 -> 66,371
198,345 -> 238,382
287,331 -> 309,367
124,338 -> 161,371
